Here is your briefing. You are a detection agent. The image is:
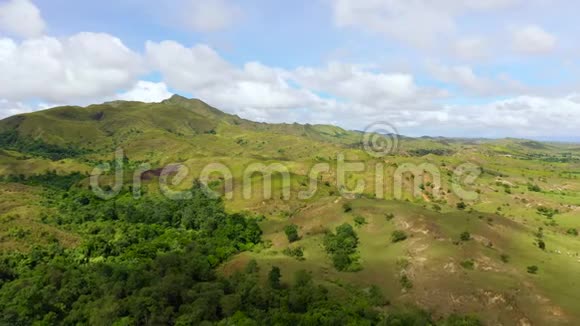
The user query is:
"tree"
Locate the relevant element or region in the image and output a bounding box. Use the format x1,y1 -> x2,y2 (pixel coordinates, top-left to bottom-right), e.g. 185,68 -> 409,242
323,223 -> 359,271
284,224 -> 300,243
268,266 -> 282,289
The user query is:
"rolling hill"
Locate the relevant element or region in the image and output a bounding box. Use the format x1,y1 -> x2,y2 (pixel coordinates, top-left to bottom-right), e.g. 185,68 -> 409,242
0,97 -> 579,325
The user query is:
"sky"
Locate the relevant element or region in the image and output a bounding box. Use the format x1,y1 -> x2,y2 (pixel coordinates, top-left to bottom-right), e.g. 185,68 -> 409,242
0,0 -> 579,140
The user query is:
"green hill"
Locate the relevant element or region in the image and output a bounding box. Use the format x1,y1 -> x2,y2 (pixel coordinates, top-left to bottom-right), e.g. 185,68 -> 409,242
0,97 -> 579,325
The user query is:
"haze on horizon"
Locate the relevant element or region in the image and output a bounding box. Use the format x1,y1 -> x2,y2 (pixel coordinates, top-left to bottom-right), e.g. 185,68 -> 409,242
0,0 -> 579,140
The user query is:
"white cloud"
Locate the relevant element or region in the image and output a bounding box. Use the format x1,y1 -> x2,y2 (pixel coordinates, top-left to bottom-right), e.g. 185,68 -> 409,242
428,63 -> 527,96
146,41 -> 325,113
116,81 -> 173,103
440,94 -> 580,137
133,0 -> 242,33
145,40 -> 453,131
0,32 -> 143,103
0,0 -> 45,38
329,0 -> 522,48
177,0 -> 241,32
512,25 -> 556,54
454,38 -> 489,61
292,62 -> 437,108
0,98 -> 36,118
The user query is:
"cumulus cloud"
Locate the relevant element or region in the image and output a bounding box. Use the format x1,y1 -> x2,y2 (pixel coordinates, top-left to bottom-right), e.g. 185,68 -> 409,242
146,41 -> 326,113
0,0 -> 45,38
116,81 -> 173,103
428,63 -> 527,96
145,40 -> 447,127
511,25 -> 557,54
439,94 -> 580,137
0,32 -> 143,103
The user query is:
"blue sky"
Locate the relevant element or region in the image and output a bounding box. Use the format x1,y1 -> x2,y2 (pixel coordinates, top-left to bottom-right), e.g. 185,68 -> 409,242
0,0 -> 579,140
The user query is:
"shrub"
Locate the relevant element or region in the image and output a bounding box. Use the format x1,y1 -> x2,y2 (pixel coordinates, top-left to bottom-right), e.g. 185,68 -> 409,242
460,260 -> 475,270
500,254 -> 510,263
537,206 -> 558,218
343,202 -> 353,213
385,213 -> 395,221
460,231 -> 471,241
368,285 -> 387,306
527,265 -> 539,274
456,202 -> 467,210
391,230 -> 408,243
284,224 -> 300,243
567,228 -> 578,236
400,274 -> 413,290
283,246 -> 305,261
528,183 -> 541,192
537,239 -> 546,250
354,215 -> 367,227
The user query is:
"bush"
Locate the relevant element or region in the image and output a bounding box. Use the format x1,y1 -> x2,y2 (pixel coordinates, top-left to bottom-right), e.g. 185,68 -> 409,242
354,215 -> 367,227
537,239 -> 546,250
527,265 -> 539,274
537,206 -> 558,218
343,202 -> 353,213
460,260 -> 475,270
284,224 -> 300,243
283,246 -> 305,261
460,231 -> 471,241
391,230 -> 408,243
567,228 -> 579,236
456,202 -> 467,210
500,254 -> 510,263
400,274 -> 413,290
385,213 -> 395,221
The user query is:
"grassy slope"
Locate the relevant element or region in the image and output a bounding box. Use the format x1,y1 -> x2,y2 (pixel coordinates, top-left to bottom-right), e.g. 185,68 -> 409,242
1,97 -> 579,325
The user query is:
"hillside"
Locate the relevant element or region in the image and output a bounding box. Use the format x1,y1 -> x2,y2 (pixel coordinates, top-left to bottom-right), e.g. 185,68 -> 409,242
0,97 -> 579,325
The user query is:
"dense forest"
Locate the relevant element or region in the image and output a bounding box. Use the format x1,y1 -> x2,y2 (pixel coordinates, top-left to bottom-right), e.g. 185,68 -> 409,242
0,173 -> 481,325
